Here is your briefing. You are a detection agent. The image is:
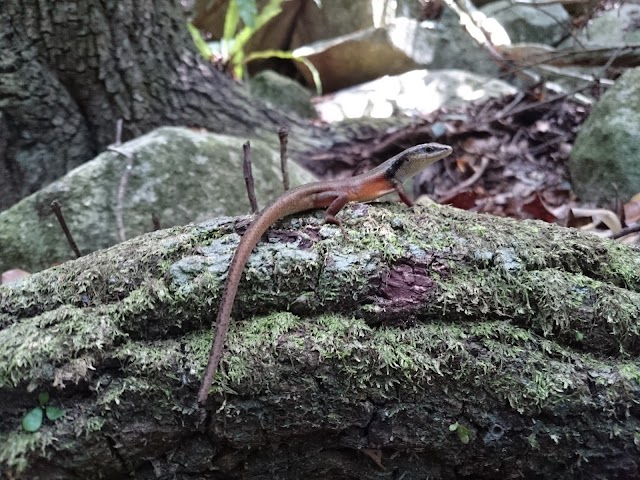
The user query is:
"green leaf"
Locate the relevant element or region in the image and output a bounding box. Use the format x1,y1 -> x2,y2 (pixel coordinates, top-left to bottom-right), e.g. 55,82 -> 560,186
237,0 -> 258,29
187,23 -> 213,61
448,422 -> 459,432
244,50 -> 323,94
38,392 -> 49,406
45,406 -> 65,421
22,407 -> 43,432
456,424 -> 471,444
223,0 -> 241,43
229,0 -> 284,61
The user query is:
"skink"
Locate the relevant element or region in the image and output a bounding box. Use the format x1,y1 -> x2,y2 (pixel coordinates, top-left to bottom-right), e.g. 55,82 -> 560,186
198,142 -> 453,403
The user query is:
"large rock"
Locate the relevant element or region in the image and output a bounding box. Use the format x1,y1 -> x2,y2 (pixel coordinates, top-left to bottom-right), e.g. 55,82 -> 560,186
314,69 -> 516,122
0,127 -> 317,272
429,9 -> 501,78
481,0 -> 570,45
248,70 -> 315,118
294,17 -> 439,92
193,0 -> 374,56
569,67 -> 640,204
561,3 -> 640,48
289,0 -> 374,46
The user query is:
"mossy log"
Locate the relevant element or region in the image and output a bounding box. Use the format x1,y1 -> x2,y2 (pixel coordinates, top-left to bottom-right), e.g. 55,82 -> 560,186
1,203 -> 639,479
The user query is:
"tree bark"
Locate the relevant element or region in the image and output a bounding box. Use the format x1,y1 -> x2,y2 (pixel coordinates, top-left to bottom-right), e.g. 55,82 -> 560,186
1,203 -> 639,479
0,0 -> 315,210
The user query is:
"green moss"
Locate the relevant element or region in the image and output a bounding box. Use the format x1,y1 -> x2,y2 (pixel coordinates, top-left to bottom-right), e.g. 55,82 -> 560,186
81,416 -> 106,436
114,340 -> 183,374
184,307 -> 636,416
96,377 -> 168,410
0,430 -> 54,473
0,306 -> 124,388
618,362 -> 640,384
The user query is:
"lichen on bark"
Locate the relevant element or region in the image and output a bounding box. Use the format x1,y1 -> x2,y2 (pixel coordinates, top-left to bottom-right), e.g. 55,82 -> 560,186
1,203 -> 639,479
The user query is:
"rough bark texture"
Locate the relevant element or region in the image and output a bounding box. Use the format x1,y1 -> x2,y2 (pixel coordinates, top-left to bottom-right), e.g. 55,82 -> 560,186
1,203 -> 640,479
0,0 -> 318,210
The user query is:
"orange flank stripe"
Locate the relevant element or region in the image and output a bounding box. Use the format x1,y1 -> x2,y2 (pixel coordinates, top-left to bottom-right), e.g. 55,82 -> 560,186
352,176 -> 395,202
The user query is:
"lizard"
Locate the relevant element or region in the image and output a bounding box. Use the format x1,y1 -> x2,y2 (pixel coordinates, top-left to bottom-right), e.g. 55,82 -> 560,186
198,142 -> 453,404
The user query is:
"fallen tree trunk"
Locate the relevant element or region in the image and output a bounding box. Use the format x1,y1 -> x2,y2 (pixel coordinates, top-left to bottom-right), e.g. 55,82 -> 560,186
1,203 -> 639,479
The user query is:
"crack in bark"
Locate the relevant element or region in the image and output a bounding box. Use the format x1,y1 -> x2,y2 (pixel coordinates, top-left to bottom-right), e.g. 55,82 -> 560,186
105,434 -> 130,474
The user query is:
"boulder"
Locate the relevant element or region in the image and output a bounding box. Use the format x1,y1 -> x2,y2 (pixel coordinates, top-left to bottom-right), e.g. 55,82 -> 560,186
0,127 -> 317,272
569,67 -> 640,204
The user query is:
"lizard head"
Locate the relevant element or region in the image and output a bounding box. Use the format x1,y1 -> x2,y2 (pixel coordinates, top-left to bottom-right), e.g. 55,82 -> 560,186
388,142 -> 453,180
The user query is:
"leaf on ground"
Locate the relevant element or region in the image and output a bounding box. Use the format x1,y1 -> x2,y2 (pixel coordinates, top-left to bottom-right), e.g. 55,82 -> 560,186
22,407 -> 43,432
522,193 -> 557,223
45,406 -> 65,421
361,448 -> 385,469
571,207 -> 622,234
38,392 -> 49,406
623,193 -> 640,224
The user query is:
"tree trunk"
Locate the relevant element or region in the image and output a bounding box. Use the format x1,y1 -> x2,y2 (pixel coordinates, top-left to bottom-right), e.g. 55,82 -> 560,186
0,0 -> 312,210
1,203 -> 639,479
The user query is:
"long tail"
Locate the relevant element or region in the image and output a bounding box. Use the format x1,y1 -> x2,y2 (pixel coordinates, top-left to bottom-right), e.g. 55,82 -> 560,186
197,193 -> 303,403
